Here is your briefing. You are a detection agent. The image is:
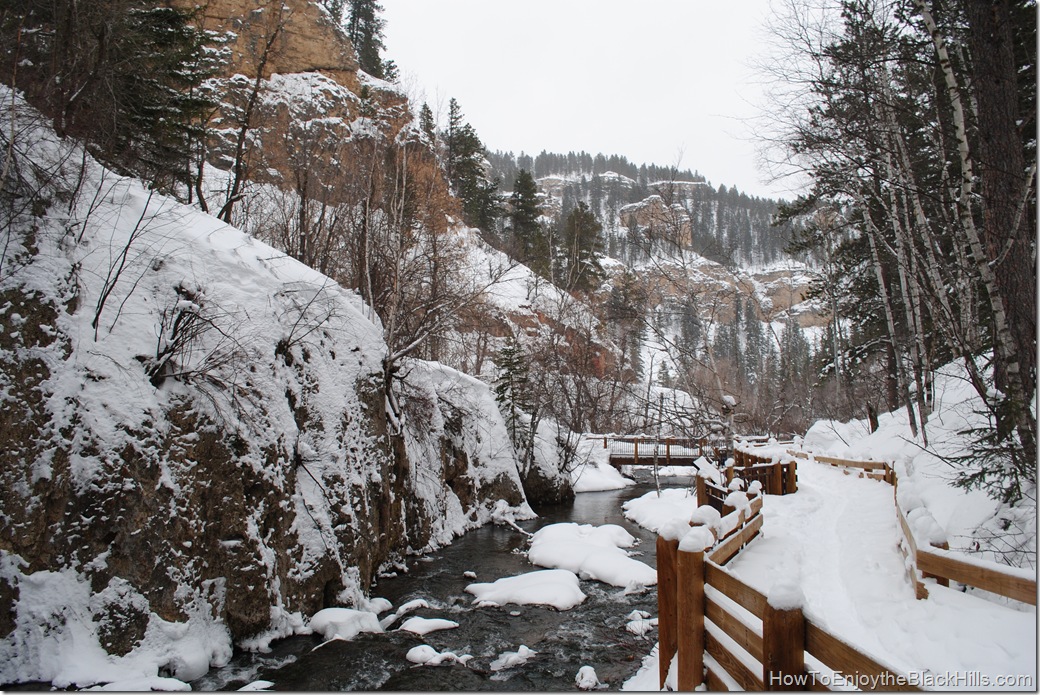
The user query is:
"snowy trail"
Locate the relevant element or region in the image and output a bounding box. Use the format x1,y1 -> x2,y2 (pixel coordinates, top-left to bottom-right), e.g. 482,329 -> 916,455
724,459 -> 1036,687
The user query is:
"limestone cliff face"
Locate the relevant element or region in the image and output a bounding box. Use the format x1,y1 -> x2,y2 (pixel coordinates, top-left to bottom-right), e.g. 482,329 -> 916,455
177,0 -> 360,89
175,0 -> 417,199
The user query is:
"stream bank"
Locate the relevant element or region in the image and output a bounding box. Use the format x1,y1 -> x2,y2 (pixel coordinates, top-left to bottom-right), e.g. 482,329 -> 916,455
192,475 -> 696,690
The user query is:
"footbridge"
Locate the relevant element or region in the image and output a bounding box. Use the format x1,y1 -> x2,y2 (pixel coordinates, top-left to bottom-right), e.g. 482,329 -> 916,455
596,436 -> 725,468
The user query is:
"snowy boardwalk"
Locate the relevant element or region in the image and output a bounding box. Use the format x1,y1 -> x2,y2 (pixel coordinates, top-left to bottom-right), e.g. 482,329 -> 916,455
724,459 -> 1036,687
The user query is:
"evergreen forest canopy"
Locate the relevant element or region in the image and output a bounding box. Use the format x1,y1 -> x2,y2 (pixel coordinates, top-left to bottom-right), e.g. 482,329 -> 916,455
488,149 -> 796,270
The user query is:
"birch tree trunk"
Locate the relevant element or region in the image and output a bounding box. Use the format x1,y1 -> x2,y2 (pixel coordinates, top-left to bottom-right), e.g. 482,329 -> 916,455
915,0 -> 1036,461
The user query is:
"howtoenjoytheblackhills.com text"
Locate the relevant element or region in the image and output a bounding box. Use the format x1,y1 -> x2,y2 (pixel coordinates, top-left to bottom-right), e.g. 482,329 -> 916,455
770,670 -> 1035,690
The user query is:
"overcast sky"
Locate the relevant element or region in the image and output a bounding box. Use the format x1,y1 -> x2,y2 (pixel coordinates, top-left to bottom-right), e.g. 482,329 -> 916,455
381,0 -> 796,200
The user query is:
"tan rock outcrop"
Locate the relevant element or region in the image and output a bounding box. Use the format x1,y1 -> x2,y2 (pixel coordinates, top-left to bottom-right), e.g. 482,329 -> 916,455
175,0 -> 360,91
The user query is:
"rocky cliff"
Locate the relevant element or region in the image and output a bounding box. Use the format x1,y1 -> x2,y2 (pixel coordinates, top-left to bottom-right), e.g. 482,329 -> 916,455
0,85 -> 532,687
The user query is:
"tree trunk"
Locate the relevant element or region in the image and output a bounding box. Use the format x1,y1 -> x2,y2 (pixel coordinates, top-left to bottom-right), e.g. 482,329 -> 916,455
916,0 -> 1036,461
965,0 -> 1036,391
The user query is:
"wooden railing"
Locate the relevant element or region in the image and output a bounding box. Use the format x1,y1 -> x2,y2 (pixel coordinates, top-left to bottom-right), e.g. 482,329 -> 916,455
787,449 -> 1037,606
599,436 -> 729,466
729,444 -> 799,496
657,491 -> 920,691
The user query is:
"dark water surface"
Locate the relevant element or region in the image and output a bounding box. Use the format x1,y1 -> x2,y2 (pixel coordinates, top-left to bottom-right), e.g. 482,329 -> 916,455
193,476 -> 694,691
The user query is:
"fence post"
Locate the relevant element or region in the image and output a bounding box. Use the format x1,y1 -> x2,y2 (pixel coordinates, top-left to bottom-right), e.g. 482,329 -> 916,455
603,436 -> 608,449
762,599 -> 805,690
634,438 -> 639,466
666,438 -> 672,466
676,544 -> 705,690
771,462 -> 783,495
695,474 -> 706,508
785,460 -> 798,494
657,536 -> 679,688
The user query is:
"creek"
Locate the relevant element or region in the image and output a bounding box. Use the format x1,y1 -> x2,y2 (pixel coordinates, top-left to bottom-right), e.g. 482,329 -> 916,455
192,474 -> 696,691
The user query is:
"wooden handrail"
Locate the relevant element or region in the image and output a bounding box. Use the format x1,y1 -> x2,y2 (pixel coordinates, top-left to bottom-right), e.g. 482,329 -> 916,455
804,622 -> 919,691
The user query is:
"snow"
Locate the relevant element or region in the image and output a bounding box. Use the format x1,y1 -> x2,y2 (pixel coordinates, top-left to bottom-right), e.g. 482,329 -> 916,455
465,569 -> 586,610
723,491 -> 751,511
690,505 -> 722,527
622,488 -> 698,533
575,664 -> 601,690
397,616 -> 459,635
490,645 -> 537,671
571,437 -> 635,492
308,608 -> 383,642
678,525 -> 716,553
803,359 -> 1035,567
527,523 -> 657,588
378,598 -> 429,629
405,645 -> 472,666
767,581 -> 805,611
236,680 -> 274,691
85,676 -> 192,691
625,617 -> 658,636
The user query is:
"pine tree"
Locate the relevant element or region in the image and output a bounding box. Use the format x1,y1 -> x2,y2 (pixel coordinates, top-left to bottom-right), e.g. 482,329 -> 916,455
493,338 -> 532,446
346,0 -> 391,79
0,1 -> 217,194
419,103 -> 436,144
443,98 -> 500,232
560,202 -> 603,293
507,169 -> 548,270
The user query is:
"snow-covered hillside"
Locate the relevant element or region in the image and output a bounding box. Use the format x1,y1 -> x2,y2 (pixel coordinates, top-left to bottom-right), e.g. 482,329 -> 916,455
0,88 -> 535,687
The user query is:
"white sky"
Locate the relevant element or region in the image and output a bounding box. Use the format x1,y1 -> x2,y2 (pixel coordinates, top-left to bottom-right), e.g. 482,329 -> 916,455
381,0 -> 796,200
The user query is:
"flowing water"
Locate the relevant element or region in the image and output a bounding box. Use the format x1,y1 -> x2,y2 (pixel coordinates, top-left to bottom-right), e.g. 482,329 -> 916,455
192,474 -> 697,691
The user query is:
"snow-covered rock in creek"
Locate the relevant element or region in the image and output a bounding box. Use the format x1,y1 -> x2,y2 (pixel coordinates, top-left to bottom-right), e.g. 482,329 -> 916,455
405,645 -> 472,666
527,523 -> 657,588
490,645 -> 538,671
309,608 -> 383,641
465,569 -> 586,610
0,86 -> 533,688
575,665 -> 601,690
397,616 -> 459,635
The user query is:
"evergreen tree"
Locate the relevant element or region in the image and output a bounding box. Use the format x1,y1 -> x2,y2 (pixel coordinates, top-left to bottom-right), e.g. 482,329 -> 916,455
443,98 -> 500,231
560,202 -> 603,293
493,337 -> 532,446
0,1 -> 217,194
507,169 -> 547,268
346,0 -> 392,79
419,103 -> 436,144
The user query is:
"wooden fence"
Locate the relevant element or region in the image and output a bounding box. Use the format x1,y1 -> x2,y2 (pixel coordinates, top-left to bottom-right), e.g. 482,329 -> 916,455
657,492 -> 920,691
729,445 -> 799,496
696,462 -> 796,511
786,449 -> 1036,605
600,436 -> 723,467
